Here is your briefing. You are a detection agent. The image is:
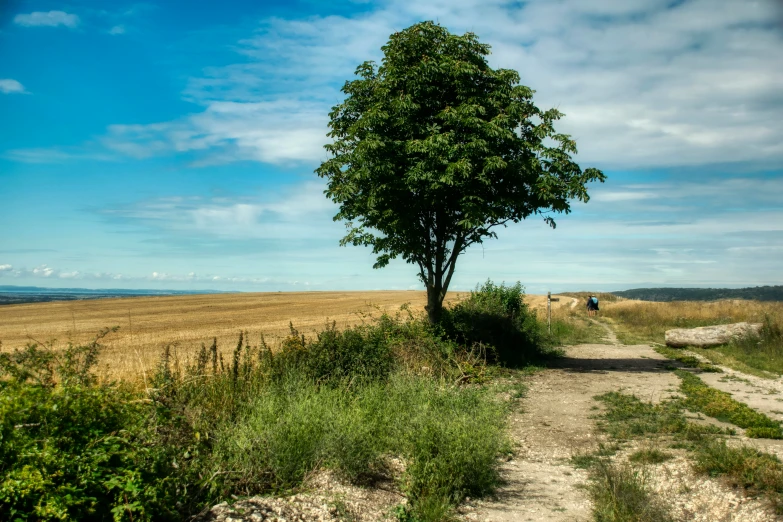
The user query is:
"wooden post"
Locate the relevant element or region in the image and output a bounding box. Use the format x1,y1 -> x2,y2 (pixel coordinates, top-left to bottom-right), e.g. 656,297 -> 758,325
547,291 -> 551,334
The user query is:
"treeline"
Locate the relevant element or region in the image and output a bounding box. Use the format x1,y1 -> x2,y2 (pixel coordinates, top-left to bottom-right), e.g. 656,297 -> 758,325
611,286 -> 783,302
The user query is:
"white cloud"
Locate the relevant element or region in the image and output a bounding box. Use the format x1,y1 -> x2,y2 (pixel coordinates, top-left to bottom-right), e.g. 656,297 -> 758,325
59,271 -> 80,278
102,181 -> 337,240
0,79 -> 27,94
14,11 -> 80,28
0,264 -> 12,271
98,0 -> 783,169
591,191 -> 658,203
109,25 -> 126,35
32,265 -> 55,277
102,100 -> 329,165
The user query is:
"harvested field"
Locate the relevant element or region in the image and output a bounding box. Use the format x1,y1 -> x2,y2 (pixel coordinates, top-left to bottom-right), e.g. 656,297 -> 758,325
0,291 -> 574,381
0,291 -> 454,381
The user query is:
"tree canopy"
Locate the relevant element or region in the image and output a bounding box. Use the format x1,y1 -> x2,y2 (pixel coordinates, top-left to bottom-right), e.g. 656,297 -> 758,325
316,21 -> 606,323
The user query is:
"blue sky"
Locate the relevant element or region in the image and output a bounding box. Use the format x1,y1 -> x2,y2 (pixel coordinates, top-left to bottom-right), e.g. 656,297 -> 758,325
1,0 -> 782,294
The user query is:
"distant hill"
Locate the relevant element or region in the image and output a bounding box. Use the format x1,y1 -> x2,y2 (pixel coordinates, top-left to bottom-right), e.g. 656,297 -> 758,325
610,286 -> 783,302
0,285 -> 236,306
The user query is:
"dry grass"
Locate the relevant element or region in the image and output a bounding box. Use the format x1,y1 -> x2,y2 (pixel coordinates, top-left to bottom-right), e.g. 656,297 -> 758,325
598,299 -> 783,345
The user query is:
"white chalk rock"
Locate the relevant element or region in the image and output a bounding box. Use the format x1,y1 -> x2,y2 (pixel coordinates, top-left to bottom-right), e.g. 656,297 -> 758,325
665,322 -> 762,348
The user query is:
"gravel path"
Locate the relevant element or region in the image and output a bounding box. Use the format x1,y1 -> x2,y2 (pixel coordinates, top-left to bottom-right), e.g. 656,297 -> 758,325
469,322 -> 781,522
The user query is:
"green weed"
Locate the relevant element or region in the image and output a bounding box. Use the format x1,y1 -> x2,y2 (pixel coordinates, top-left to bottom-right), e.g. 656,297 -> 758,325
587,459 -> 674,522
654,347 -> 721,372
675,370 -> 783,438
628,449 -> 673,465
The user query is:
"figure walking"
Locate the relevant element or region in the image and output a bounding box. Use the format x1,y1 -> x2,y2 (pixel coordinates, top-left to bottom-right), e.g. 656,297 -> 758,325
586,295 -> 599,316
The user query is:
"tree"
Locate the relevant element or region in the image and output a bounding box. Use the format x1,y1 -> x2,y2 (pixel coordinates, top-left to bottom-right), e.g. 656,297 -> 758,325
316,21 -> 606,324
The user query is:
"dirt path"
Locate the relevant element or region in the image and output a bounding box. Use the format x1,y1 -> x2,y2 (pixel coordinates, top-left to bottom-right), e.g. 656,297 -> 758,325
468,320 -> 783,522
469,322 -> 680,521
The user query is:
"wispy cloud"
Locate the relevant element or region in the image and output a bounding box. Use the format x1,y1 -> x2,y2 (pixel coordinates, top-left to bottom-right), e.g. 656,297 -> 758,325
14,10 -> 80,28
108,25 -> 125,35
0,264 -> 12,271
0,79 -> 27,94
97,0 -> 783,169
4,148 -> 116,164
100,181 -> 337,240
101,99 -> 330,165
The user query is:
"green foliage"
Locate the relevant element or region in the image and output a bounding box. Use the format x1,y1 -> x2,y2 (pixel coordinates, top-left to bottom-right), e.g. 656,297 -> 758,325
675,370 -> 783,438
316,21 -> 604,322
207,373 -> 507,521
717,315 -> 783,376
593,392 -> 689,440
1,302 -> 521,522
441,280 -> 553,366
270,321 -> 396,385
594,389 -> 783,513
0,333 -> 179,522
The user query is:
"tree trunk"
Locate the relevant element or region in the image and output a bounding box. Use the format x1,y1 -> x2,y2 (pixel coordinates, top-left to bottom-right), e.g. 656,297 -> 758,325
426,284 -> 443,324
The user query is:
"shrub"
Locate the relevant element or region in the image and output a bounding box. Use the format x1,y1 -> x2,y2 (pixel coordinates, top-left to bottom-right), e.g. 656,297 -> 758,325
0,335 -> 179,522
441,280 -> 547,366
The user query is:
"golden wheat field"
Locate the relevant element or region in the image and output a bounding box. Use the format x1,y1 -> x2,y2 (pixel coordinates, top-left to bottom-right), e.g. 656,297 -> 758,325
0,290 -> 571,380
0,291 -> 443,381
0,291 -> 574,381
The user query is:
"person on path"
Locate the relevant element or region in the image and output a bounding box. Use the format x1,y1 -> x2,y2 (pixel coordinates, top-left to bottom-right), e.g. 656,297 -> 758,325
586,295 -> 599,316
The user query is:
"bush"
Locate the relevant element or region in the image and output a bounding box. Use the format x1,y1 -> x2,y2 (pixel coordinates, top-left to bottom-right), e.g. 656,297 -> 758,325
441,280 -> 547,366
0,336 -> 180,522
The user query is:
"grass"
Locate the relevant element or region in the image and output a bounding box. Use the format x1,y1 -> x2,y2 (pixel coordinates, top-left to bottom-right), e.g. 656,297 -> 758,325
688,347 -> 776,379
628,448 -> 674,465
653,346 -> 722,372
693,440 -> 783,511
674,370 -> 783,439
587,459 -> 674,522
594,392 -> 692,440
593,389 -> 783,514
596,300 -> 783,377
549,311 -> 608,345
707,317 -> 783,376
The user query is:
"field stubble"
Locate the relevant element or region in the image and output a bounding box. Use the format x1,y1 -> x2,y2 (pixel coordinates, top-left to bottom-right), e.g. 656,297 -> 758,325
0,291 -> 459,381
0,291 -> 575,382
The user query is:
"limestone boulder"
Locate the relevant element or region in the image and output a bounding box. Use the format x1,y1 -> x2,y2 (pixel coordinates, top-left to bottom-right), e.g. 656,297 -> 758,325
664,322 -> 762,348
